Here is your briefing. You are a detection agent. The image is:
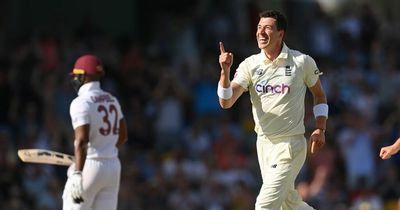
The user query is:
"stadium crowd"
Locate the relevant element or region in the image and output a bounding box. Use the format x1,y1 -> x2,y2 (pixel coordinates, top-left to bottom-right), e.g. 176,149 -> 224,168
1,0 -> 400,209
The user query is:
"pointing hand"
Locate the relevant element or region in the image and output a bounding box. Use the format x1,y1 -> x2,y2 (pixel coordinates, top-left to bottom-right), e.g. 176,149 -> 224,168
219,42 -> 234,73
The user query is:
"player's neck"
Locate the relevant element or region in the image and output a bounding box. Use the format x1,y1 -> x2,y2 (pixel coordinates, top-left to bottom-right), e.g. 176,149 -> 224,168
263,43 -> 283,61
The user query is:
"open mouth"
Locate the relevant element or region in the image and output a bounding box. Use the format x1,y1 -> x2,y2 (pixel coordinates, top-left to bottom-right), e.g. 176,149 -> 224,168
258,37 -> 268,44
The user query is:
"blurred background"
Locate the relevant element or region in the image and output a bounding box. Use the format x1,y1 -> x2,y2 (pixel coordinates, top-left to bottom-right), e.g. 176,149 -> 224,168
1,0 -> 400,209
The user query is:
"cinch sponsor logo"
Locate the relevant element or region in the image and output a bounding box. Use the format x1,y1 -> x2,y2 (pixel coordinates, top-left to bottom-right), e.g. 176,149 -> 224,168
255,83 -> 290,94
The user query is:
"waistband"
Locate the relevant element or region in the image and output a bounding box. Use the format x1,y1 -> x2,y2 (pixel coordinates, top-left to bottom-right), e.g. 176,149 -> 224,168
86,156 -> 119,161
257,134 -> 305,143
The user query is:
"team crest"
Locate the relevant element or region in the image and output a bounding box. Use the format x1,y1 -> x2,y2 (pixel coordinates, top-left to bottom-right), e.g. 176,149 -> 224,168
255,69 -> 264,76
285,65 -> 292,76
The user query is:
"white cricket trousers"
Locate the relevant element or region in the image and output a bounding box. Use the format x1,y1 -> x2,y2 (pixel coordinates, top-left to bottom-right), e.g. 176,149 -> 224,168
255,134 -> 315,210
63,158 -> 121,210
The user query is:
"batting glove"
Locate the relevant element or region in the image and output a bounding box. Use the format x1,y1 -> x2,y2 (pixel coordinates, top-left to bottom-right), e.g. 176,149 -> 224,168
69,171 -> 84,203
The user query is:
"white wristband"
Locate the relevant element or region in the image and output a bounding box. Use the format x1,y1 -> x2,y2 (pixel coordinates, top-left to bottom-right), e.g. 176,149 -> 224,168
217,83 -> 233,99
313,103 -> 329,118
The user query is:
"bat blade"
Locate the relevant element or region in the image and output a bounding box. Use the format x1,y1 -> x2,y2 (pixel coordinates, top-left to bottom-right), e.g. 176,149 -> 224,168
17,149 -> 74,166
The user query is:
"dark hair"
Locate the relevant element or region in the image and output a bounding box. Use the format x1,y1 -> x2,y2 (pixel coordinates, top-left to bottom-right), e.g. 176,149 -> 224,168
259,10 -> 287,31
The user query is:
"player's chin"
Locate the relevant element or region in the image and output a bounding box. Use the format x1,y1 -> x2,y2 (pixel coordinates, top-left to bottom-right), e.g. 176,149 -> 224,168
257,42 -> 268,49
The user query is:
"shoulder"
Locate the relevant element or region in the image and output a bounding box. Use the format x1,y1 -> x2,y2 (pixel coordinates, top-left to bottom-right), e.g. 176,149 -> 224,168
287,47 -> 307,60
70,96 -> 91,111
71,96 -> 85,106
287,48 -> 315,65
239,52 -> 263,69
244,52 -> 263,63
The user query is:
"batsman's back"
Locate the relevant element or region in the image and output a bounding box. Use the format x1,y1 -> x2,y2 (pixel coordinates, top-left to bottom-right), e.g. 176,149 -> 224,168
70,88 -> 124,159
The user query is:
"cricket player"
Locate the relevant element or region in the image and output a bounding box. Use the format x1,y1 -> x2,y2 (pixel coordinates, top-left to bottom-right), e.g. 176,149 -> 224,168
380,137 -> 400,159
63,54 -> 128,210
217,10 -> 328,210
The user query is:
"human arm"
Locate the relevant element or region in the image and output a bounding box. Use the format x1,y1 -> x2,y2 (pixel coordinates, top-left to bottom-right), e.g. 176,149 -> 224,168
68,98 -> 91,203
380,138 -> 400,159
69,124 -> 89,203
218,42 -> 245,108
73,124 -> 89,171
116,118 -> 128,148
308,79 -> 328,154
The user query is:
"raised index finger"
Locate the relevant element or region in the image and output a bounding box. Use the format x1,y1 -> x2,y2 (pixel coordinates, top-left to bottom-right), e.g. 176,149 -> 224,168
310,141 -> 315,154
219,42 -> 225,54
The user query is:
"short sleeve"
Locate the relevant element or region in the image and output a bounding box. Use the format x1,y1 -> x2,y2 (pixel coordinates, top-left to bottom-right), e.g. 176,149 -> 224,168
231,59 -> 251,91
303,55 -> 321,87
70,98 -> 90,129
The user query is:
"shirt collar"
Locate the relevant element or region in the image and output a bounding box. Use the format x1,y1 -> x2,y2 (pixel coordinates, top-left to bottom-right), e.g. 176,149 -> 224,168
260,43 -> 289,65
78,81 -> 101,96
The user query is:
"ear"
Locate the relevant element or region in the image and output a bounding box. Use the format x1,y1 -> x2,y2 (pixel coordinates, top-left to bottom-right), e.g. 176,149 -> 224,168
279,30 -> 285,39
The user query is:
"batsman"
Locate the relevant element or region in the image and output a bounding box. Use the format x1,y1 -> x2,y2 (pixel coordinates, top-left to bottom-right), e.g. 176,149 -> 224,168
217,10 -> 327,210
63,54 -> 128,210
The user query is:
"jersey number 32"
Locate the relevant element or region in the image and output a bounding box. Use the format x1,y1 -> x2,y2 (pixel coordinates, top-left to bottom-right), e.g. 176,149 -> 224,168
97,104 -> 119,136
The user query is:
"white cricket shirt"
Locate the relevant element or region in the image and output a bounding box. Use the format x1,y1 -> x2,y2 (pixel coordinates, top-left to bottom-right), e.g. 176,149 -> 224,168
232,43 -> 320,139
70,82 -> 124,158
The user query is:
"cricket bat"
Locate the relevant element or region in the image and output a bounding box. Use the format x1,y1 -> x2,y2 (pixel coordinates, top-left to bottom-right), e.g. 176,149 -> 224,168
17,149 -> 75,166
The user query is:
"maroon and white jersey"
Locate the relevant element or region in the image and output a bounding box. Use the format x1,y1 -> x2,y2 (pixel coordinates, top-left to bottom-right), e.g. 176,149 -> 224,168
70,82 -> 124,159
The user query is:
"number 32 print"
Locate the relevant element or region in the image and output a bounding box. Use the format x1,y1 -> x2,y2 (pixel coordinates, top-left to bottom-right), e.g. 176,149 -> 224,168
98,104 -> 119,136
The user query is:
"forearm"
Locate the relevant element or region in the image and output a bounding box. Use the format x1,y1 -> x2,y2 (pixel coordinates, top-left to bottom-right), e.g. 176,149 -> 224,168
315,117 -> 327,130
116,138 -> 127,148
218,82 -> 244,109
313,90 -> 328,130
313,93 -> 327,105
392,138 -> 400,152
219,70 -> 231,87
218,70 -> 233,108
116,119 -> 128,148
74,140 -> 87,171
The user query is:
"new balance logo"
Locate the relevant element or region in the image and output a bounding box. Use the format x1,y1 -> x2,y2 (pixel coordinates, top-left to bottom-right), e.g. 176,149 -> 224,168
254,68 -> 264,76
